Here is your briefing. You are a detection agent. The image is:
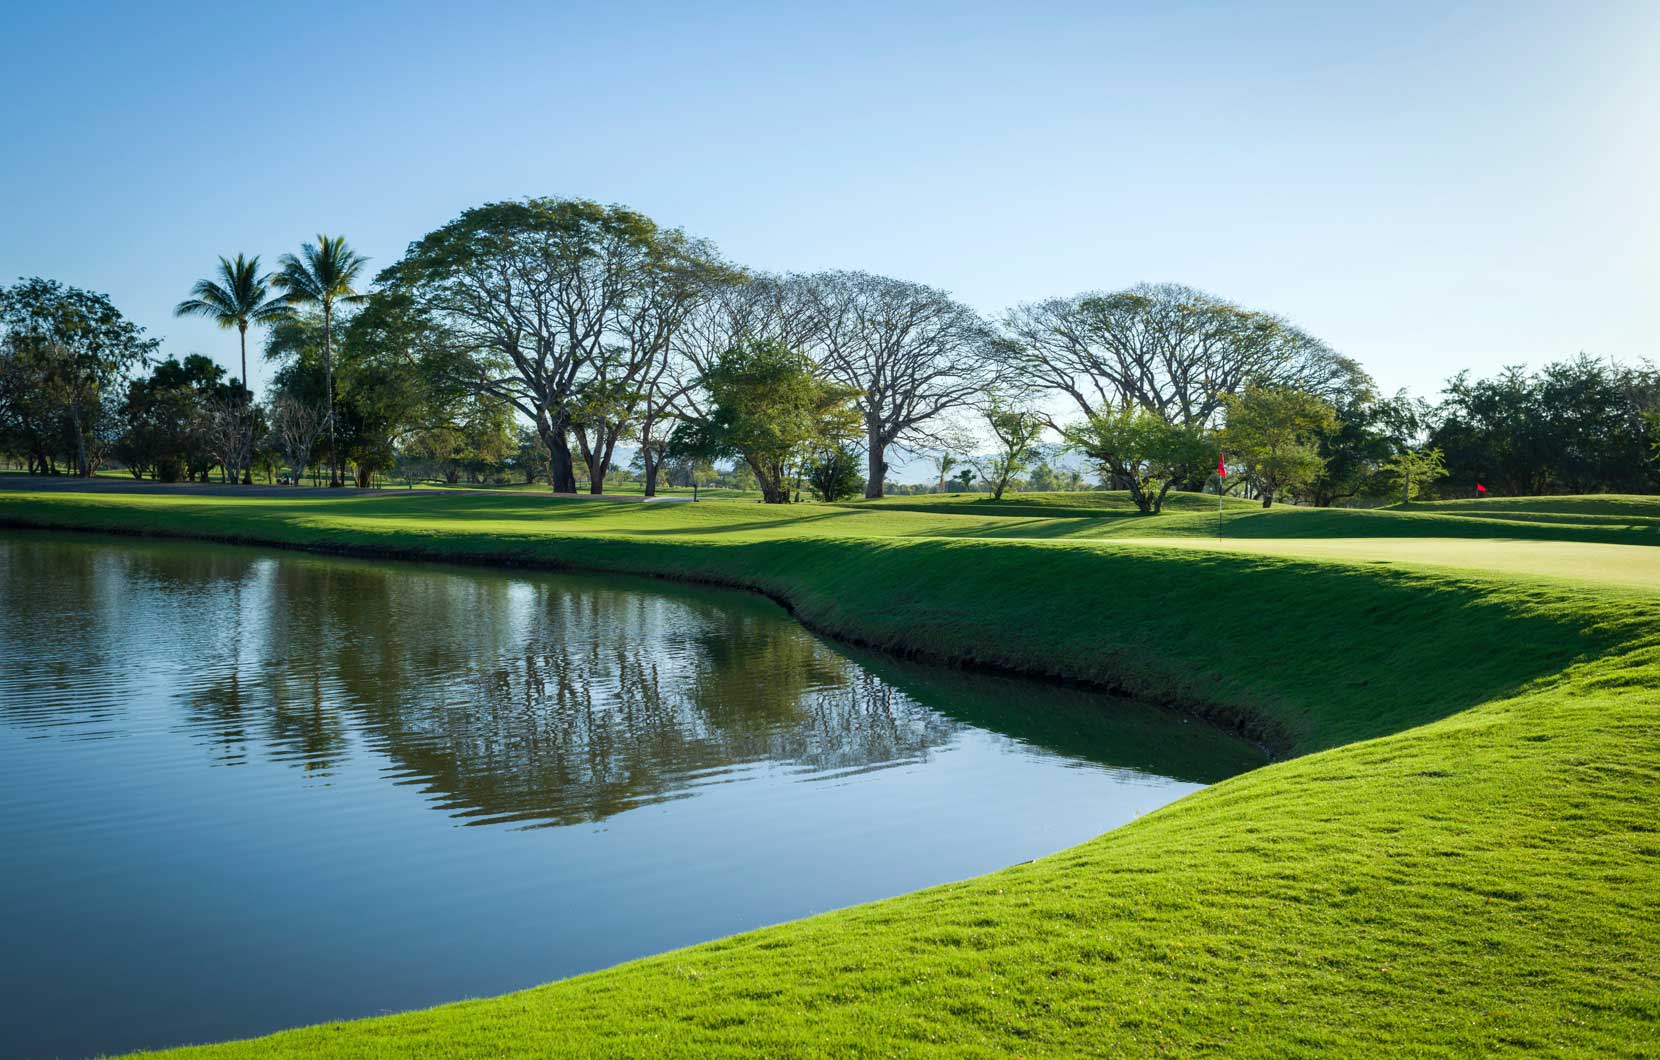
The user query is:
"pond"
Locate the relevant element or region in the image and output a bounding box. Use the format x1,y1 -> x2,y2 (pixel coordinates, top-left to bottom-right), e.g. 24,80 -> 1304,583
0,531 -> 1263,1059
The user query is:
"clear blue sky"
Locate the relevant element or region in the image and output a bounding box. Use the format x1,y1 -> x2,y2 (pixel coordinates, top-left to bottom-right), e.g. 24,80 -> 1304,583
3,0 -> 1656,404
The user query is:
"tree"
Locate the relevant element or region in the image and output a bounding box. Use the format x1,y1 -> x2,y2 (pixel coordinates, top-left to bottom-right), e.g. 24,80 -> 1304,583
978,404 -> 1045,500
634,356 -> 692,497
0,324 -> 62,473
0,278 -> 157,476
1222,384 -> 1337,507
204,387 -> 253,483
336,291 -> 467,487
1004,282 -> 1352,429
1027,459 -> 1059,492
1429,356 -> 1660,496
267,390 -> 324,485
1305,382 -> 1414,507
804,270 -> 998,498
173,254 -> 289,483
273,234 -> 369,487
656,273 -> 822,495
1062,407 -> 1212,513
569,227 -> 735,494
1382,447 -> 1449,503
932,451 -> 961,493
381,198 -> 732,494
115,355 -> 228,481
804,443 -> 865,501
671,339 -> 860,503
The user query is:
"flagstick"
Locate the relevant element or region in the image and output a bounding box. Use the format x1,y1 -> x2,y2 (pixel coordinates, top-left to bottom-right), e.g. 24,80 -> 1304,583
1216,451 -> 1226,538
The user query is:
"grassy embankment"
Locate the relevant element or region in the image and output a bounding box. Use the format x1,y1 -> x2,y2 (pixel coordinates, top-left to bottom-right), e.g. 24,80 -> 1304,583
2,488 -> 1657,1057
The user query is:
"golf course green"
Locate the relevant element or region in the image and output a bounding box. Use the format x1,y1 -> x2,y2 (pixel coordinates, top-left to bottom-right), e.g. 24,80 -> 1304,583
4,487 -> 1657,1058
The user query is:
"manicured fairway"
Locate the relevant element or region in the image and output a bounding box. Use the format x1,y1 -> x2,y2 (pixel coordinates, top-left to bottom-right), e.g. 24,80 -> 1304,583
1112,535 -> 1660,591
2,487 -> 1657,1058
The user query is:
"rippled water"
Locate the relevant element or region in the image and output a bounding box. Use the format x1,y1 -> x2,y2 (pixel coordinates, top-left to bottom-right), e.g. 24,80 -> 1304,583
0,531 -> 1262,1059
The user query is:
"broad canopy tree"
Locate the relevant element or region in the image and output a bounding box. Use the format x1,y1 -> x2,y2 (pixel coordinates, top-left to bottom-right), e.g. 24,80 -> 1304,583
1004,282 -> 1353,430
380,198 -> 735,494
113,354 -> 230,481
0,278 -> 158,476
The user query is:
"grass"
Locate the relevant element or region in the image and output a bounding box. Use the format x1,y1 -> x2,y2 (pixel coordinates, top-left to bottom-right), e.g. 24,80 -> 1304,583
1,487 -> 1656,1057
842,488 -> 1262,517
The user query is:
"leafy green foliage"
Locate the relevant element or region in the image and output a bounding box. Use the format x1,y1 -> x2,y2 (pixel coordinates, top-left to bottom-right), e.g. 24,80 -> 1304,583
978,403 -> 1045,500
112,354 -> 232,481
804,443 -> 864,501
1222,384 -> 1337,507
1306,388 -> 1421,506
0,278 -> 159,476
1430,356 -> 1660,496
1062,407 -> 1212,513
1383,446 -> 1450,503
672,339 -> 860,503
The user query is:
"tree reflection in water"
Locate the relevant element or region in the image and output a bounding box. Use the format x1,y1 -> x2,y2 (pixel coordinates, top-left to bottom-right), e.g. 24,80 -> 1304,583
0,532 -> 1261,832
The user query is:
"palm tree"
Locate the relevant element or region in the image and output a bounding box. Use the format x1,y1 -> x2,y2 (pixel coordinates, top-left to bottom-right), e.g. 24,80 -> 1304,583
933,452 -> 959,493
174,254 -> 289,483
272,235 -> 368,487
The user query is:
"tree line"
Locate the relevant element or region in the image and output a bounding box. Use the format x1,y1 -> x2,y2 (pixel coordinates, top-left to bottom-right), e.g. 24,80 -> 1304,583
3,196 -> 1657,506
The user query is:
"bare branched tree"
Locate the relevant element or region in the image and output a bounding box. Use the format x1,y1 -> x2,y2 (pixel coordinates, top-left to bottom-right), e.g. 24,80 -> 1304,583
801,271 -> 998,498
269,391 -> 323,485
653,275 -> 824,490
1004,282 -> 1354,430
569,229 -> 738,494
205,390 -> 252,484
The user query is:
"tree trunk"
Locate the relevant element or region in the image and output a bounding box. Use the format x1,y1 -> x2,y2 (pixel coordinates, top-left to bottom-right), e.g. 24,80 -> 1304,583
588,431 -> 610,495
238,323 -> 252,485
864,426 -> 885,498
1126,474 -> 1152,514
643,445 -> 660,497
1261,494 -> 1274,508
323,302 -> 342,487
69,408 -> 90,477
540,413 -> 577,493
750,457 -> 788,503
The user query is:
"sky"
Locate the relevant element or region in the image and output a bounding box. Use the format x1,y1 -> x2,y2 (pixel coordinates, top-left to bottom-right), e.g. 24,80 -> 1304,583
3,0 -> 1657,415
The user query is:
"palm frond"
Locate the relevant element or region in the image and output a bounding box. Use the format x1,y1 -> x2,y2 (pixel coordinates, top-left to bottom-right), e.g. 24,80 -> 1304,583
273,234 -> 370,307
177,253 -> 289,328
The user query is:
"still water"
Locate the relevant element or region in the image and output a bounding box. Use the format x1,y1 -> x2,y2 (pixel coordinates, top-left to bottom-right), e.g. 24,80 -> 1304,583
0,531 -> 1262,1059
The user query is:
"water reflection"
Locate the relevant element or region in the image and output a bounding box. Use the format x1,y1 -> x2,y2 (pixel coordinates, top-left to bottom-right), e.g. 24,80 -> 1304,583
0,532 -> 1256,830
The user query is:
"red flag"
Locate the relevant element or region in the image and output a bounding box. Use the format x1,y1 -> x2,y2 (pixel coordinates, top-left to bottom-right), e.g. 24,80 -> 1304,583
1217,452 -> 1227,477
1476,482 -> 1487,495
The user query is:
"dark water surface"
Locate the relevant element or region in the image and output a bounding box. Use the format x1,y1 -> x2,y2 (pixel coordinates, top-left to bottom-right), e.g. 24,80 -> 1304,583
0,531 -> 1262,1059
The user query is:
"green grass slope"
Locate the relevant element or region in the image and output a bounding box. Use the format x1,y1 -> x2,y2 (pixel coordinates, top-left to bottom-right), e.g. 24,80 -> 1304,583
0,489 -> 1656,1058
843,489 -> 1260,517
